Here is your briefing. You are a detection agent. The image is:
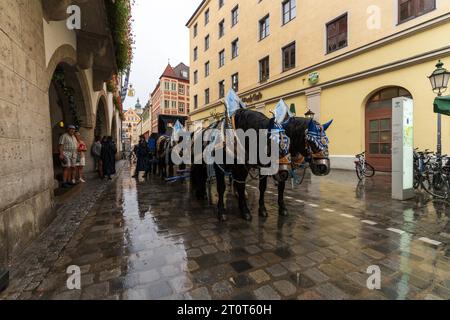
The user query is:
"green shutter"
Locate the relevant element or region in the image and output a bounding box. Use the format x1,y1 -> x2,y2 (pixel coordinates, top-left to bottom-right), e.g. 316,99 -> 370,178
434,95 -> 450,116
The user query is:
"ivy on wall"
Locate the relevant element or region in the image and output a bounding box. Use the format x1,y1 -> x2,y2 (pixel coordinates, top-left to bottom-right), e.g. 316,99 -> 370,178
105,0 -> 135,74
53,68 -> 82,129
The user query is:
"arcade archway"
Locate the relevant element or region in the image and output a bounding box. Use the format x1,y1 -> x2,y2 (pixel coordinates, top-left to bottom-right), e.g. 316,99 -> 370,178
49,63 -> 91,186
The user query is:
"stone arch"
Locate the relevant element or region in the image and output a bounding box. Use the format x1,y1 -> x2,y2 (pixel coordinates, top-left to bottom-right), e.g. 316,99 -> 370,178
46,44 -> 94,128
95,93 -> 110,138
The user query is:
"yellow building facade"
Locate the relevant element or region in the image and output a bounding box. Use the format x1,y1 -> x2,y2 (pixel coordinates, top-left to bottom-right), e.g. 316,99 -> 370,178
187,0 -> 450,170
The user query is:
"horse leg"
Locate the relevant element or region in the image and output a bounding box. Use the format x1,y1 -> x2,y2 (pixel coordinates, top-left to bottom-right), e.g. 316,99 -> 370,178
234,166 -> 251,221
214,164 -> 227,222
278,180 -> 289,216
258,176 -> 268,218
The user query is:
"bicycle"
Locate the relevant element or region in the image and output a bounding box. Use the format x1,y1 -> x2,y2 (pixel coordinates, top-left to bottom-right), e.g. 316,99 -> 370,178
414,149 -> 449,199
355,152 -> 375,180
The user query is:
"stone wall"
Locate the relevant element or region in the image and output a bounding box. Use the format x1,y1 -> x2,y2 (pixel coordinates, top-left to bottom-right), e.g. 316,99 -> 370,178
0,1 -> 55,267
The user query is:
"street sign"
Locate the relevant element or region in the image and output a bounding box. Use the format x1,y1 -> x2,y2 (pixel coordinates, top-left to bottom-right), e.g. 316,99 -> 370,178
434,95 -> 450,116
392,97 -> 415,200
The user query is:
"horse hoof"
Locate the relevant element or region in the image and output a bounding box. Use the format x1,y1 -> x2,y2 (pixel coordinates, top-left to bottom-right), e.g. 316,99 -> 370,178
279,208 -> 289,217
218,213 -> 228,222
258,207 -> 268,218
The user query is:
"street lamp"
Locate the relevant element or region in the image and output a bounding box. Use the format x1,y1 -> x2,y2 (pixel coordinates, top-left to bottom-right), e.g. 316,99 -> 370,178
305,109 -> 315,120
428,60 -> 450,155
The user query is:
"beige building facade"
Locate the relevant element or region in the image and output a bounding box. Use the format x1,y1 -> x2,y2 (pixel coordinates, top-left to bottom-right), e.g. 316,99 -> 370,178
187,0 -> 450,171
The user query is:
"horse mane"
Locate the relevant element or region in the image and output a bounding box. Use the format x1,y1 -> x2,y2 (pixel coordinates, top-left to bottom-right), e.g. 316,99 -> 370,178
234,109 -> 272,131
284,117 -> 310,157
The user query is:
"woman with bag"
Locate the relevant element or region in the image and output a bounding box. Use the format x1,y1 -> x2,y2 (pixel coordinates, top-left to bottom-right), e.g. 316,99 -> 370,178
75,132 -> 88,183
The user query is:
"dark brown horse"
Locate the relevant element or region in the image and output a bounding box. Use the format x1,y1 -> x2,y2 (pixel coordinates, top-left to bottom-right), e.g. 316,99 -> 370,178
191,108 -> 291,222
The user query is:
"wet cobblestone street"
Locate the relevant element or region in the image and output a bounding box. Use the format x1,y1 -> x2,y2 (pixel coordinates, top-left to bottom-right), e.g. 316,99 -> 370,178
1,163 -> 450,300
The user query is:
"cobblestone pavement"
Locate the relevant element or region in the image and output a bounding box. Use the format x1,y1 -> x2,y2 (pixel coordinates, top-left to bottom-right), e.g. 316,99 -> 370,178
1,163 -> 449,300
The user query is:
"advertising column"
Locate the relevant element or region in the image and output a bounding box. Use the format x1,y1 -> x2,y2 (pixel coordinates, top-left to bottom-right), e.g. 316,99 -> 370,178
392,97 -> 414,200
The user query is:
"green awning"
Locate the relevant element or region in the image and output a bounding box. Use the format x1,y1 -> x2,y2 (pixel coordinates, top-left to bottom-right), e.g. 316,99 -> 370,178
434,95 -> 450,116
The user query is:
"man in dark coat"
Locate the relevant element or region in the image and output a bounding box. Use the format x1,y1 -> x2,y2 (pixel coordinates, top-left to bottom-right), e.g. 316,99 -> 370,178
101,136 -> 116,180
132,136 -> 150,178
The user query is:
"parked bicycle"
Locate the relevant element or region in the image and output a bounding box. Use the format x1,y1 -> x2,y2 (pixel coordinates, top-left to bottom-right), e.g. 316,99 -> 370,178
355,152 -> 375,180
413,148 -> 449,199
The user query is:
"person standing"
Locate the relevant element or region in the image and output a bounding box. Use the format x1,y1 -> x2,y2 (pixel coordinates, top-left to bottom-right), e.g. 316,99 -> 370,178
133,136 -> 150,178
146,134 -> 157,176
101,136 -> 117,180
91,135 -> 103,179
75,132 -> 87,183
59,125 -> 78,188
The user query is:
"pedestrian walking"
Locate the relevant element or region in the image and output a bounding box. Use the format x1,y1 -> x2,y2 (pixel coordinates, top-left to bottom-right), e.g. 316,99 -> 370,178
91,135 -> 103,179
146,134 -> 158,176
133,136 -> 150,178
58,125 -> 78,188
101,136 -> 117,180
75,132 -> 87,183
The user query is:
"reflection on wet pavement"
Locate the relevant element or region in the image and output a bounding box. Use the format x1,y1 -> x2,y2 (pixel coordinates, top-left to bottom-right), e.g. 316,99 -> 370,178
1,165 -> 449,300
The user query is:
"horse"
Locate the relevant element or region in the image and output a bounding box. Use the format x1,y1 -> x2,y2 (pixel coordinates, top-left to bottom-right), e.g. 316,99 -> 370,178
191,108 -> 291,222
157,122 -> 189,180
156,135 -> 174,179
257,117 -> 333,217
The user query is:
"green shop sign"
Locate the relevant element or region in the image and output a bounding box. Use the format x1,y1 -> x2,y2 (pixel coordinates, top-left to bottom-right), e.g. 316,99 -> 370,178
308,72 -> 319,85
434,95 -> 450,116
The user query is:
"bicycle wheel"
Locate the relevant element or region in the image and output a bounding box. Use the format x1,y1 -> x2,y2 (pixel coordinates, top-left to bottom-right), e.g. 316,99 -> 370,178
432,173 -> 450,199
364,163 -> 376,178
355,164 -> 364,181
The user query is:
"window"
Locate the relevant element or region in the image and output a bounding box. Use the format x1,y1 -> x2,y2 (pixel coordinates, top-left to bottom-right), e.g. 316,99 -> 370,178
194,95 -> 198,109
179,102 -> 185,113
259,15 -> 270,40
205,61 -> 210,77
231,73 -> 239,92
171,82 -> 177,91
179,84 -> 185,95
259,56 -> 270,82
164,100 -> 170,109
193,47 -> 198,61
194,70 -> 198,84
205,88 -> 210,104
219,0 -> 225,9
205,35 -> 210,51
231,6 -> 239,26
398,0 -> 436,24
231,38 -> 239,59
282,42 -> 296,71
219,50 -> 225,68
326,14 -> 348,54
219,19 -> 225,38
164,81 -> 170,90
369,119 -> 392,155
282,0 -> 296,25
205,9 -> 210,25
193,23 -> 198,37
219,80 -> 225,98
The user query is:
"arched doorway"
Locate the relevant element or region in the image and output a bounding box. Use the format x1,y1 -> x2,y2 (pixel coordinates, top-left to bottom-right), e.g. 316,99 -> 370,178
365,87 -> 412,172
95,97 -> 108,138
49,63 -> 90,186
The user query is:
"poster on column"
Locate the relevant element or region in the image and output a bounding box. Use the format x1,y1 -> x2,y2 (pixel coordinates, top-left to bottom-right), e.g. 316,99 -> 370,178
392,97 -> 414,200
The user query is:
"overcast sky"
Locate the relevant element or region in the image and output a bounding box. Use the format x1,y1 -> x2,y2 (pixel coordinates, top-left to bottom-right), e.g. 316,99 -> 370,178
124,0 -> 201,110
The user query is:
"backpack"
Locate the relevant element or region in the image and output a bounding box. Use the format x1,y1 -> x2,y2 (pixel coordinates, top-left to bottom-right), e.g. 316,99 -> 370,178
148,138 -> 156,153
